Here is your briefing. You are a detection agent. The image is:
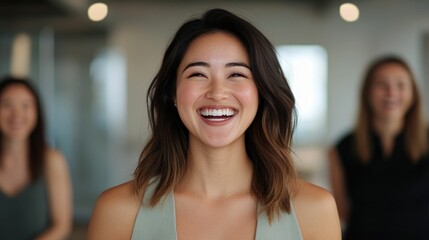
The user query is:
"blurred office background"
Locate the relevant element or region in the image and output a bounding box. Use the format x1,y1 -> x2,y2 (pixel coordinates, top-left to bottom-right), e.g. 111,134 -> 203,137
1,0 -> 428,238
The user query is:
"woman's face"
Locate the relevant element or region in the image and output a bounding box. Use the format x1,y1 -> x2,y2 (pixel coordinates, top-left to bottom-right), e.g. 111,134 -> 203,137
0,85 -> 37,140
176,32 -> 259,148
368,63 -> 414,122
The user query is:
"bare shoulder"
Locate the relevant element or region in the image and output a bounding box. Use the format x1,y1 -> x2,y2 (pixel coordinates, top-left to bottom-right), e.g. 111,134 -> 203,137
42,148 -> 70,179
293,179 -> 335,207
44,148 -> 68,171
87,181 -> 141,240
292,179 -> 341,240
46,148 -> 65,159
96,181 -> 140,208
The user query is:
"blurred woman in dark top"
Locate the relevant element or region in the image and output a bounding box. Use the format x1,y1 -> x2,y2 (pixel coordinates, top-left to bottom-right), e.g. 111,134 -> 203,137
0,76 -> 72,240
329,56 -> 429,240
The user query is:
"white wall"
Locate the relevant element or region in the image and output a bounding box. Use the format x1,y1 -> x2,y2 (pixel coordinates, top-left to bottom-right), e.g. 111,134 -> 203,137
104,0 -> 429,187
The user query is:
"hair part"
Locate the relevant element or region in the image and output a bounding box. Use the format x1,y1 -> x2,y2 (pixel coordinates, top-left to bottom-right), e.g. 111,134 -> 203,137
355,56 -> 428,163
134,8 -> 298,222
0,76 -> 47,181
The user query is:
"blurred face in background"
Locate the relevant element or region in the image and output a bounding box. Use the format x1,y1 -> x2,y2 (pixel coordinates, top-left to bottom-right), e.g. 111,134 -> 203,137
368,63 -> 414,123
0,85 -> 37,141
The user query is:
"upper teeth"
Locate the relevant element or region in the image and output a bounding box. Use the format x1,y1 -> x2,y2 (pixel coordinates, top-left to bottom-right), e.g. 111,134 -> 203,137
200,108 -> 235,117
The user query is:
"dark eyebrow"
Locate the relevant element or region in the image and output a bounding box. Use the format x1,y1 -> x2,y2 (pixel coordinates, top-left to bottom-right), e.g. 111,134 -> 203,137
182,62 -> 209,72
225,62 -> 251,70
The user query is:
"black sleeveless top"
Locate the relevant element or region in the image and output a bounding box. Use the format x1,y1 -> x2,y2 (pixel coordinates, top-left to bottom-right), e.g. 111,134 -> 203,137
0,177 -> 50,240
336,131 -> 429,240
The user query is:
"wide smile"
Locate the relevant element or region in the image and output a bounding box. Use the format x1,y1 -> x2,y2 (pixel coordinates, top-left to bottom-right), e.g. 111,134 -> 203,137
197,107 -> 238,122
8,119 -> 26,129
382,99 -> 401,109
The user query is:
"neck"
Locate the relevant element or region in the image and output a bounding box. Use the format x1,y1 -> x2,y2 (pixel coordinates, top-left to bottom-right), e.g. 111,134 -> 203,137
0,139 -> 29,174
1,138 -> 29,157
372,117 -> 403,139
372,117 -> 403,157
178,137 -> 253,199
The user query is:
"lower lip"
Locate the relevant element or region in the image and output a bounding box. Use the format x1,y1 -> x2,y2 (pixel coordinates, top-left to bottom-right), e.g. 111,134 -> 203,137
199,115 -> 236,126
383,103 -> 399,109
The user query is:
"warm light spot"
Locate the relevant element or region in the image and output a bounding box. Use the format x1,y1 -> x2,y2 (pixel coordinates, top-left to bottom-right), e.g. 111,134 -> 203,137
339,3 -> 359,22
11,33 -> 31,78
88,2 -> 108,22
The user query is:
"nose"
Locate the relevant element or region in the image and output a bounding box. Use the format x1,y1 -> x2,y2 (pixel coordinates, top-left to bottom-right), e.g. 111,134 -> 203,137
205,77 -> 229,101
385,84 -> 397,97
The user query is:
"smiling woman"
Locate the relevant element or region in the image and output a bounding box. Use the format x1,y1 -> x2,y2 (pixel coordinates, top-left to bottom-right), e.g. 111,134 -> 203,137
0,76 -> 72,240
87,8 -> 341,240
329,56 -> 429,240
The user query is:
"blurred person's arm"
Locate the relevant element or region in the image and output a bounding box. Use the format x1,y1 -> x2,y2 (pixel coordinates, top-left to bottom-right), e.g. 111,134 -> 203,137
328,148 -> 350,223
36,149 -> 72,240
87,181 -> 140,240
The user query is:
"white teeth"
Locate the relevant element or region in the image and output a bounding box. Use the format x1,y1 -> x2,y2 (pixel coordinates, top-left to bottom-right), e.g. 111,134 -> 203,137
199,108 -> 236,117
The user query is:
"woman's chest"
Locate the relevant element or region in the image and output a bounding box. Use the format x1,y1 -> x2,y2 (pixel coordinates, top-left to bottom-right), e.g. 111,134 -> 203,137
175,194 -> 257,240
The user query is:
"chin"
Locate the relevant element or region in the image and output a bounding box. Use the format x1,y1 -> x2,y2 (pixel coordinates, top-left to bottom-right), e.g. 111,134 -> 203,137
203,136 -> 242,149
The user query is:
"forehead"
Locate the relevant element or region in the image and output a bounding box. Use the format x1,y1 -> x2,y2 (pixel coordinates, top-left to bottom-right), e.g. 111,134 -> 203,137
181,31 -> 249,63
0,84 -> 35,100
373,63 -> 411,78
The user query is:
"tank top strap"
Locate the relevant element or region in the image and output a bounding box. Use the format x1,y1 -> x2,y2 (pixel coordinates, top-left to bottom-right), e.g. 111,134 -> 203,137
131,182 -> 177,240
255,203 -> 303,240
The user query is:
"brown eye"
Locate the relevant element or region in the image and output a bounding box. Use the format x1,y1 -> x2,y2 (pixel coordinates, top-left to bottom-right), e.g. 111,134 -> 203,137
229,72 -> 247,79
397,79 -> 409,90
188,72 -> 207,78
0,102 -> 11,108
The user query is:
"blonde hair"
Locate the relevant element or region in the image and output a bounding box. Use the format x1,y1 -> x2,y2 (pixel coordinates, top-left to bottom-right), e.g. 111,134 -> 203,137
355,56 -> 427,163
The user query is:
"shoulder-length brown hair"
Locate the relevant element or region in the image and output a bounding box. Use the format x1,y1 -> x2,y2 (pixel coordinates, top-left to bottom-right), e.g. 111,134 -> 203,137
0,76 -> 47,181
134,8 -> 297,222
355,56 -> 427,162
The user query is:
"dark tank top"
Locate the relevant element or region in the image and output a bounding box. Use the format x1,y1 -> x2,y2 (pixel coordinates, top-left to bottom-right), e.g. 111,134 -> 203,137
336,131 -> 429,240
0,177 -> 50,240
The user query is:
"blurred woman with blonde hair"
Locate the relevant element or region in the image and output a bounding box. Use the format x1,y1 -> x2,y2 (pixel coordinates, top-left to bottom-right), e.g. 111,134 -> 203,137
329,56 -> 429,240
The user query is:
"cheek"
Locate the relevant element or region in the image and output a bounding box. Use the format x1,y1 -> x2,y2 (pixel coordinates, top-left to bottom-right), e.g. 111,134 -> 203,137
403,90 -> 414,108
176,82 -> 200,108
369,86 -> 382,98
0,108 -> 7,117
235,83 -> 259,109
0,109 -> 10,121
368,88 -> 383,105
0,112 -> 6,126
29,109 -> 37,124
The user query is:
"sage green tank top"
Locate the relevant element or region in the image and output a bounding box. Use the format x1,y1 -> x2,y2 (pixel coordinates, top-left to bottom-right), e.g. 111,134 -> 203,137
0,177 -> 50,240
131,183 -> 303,240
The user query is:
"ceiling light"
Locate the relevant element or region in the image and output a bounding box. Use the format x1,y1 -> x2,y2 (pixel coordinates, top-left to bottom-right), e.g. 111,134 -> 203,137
339,3 -> 359,22
88,2 -> 108,22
